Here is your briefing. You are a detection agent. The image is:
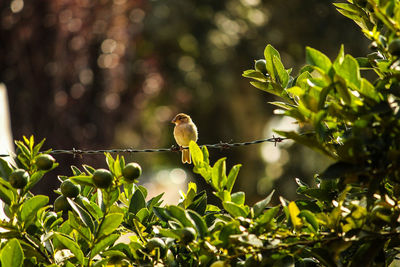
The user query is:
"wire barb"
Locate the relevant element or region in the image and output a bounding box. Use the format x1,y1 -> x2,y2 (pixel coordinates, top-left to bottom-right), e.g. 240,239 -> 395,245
0,136 -> 287,158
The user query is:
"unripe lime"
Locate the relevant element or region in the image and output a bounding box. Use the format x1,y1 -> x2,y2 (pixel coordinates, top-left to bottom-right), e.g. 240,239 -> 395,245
92,169 -> 113,188
122,162 -> 142,182
36,154 -> 55,170
54,195 -> 71,213
9,169 -> 29,189
60,179 -> 80,198
389,39 -> 400,56
254,59 -> 267,73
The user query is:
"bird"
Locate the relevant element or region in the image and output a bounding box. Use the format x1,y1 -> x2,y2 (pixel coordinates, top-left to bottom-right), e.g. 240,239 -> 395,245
171,113 -> 198,164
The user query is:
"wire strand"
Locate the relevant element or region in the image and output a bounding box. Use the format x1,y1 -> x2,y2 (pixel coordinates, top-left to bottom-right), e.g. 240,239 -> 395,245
0,136 -> 287,158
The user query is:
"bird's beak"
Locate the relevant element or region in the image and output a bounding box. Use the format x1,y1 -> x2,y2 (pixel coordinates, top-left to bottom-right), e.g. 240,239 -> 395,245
171,118 -> 176,124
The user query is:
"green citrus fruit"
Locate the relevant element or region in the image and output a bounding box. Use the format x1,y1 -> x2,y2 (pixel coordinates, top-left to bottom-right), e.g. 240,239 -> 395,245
122,162 -> 142,182
254,59 -> 267,73
36,154 -> 55,170
389,39 -> 400,56
54,195 -> 71,213
92,169 -> 113,188
60,179 -> 80,198
9,169 -> 29,189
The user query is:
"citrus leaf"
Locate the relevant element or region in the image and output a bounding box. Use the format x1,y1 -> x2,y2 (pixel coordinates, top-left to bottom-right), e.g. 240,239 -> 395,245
306,47 -> 332,74
1,239 -> 24,267
187,209 -> 208,238
129,188 -> 146,215
253,189 -> 275,218
167,205 -> 195,228
69,175 -> 94,186
0,158 -> 12,181
211,158 -> 227,191
53,233 -> 84,264
67,198 -> 95,233
264,44 -> 281,82
90,233 -> 119,258
231,191 -> 245,205
20,195 -> 48,223
98,213 -> 124,239
189,141 -> 203,166
288,201 -> 302,230
226,164 -> 241,193
223,201 -> 249,218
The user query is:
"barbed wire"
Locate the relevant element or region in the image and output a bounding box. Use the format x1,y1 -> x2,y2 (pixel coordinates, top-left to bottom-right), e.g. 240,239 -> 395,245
0,136 -> 287,158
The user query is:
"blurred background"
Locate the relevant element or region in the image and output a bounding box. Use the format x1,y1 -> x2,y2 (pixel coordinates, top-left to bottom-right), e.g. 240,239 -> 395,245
0,0 -> 369,204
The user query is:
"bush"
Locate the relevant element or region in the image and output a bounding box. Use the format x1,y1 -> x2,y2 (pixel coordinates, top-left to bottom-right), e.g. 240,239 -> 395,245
0,1 -> 399,266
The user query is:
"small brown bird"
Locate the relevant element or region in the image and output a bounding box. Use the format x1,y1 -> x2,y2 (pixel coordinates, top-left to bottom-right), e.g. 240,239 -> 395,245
171,113 -> 198,164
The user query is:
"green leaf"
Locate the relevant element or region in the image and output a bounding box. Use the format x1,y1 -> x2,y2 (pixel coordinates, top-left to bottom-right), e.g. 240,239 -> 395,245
334,54 -> 361,89
250,81 -> 286,99
1,239 -> 24,267
299,210 -> 319,231
256,206 -> 280,225
187,191 -> 207,215
33,138 -> 46,155
153,206 -> 172,222
129,188 -> 146,215
69,175 -> 94,186
53,233 -> 84,265
67,211 -> 91,241
273,55 -> 289,87
211,158 -> 227,191
0,158 -> 12,181
288,201 -> 302,229
98,213 -> 124,238
226,164 -> 241,193
223,201 -> 249,218
242,70 -> 268,82
268,101 -> 297,110
201,145 -> 210,165
264,44 -> 281,82
214,190 -> 231,202
90,233 -> 119,258
20,195 -> 48,223
253,189 -> 275,218
105,153 -> 115,173
136,208 -> 150,223
187,210 -> 208,238
189,141 -> 203,166
231,191 -> 245,205
0,184 -> 15,205
25,171 -> 46,191
359,78 -> 381,102
167,205 -> 195,228
67,198 -> 95,233
306,47 -> 332,74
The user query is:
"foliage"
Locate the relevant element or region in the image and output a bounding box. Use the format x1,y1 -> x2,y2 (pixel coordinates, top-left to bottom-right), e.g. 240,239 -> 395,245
0,0 -> 400,266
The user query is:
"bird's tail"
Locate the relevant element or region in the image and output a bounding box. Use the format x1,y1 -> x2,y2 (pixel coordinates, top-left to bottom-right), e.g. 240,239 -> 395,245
182,149 -> 191,164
